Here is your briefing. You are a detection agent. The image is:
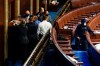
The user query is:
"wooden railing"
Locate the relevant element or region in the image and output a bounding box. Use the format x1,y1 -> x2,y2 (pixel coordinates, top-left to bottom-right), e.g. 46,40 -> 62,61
51,28 -> 76,66
88,14 -> 100,30
86,32 -> 100,66
51,27 -> 84,66
87,13 -> 100,53
71,0 -> 100,8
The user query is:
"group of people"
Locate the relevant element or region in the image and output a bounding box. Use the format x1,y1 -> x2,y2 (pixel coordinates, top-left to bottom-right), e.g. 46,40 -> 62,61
8,7 -> 52,65
8,6 -> 95,65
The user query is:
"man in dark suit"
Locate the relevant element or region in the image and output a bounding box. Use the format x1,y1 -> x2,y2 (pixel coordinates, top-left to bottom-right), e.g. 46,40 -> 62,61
26,16 -> 38,55
15,19 -> 29,63
36,7 -> 45,21
21,10 -> 33,23
75,18 -> 94,50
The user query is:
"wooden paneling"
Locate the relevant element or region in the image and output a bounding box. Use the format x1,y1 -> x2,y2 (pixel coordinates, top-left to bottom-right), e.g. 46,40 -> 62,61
20,0 -> 42,15
33,0 -> 36,14
0,22 -> 4,66
0,0 -> 4,66
0,0 -> 4,22
20,0 -> 30,15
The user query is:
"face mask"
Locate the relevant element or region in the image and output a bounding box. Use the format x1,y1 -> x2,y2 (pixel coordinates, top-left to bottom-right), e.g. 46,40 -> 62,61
84,22 -> 86,26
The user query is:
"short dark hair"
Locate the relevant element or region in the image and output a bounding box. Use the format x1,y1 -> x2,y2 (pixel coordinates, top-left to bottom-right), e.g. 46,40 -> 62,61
39,7 -> 44,12
42,15 -> 48,20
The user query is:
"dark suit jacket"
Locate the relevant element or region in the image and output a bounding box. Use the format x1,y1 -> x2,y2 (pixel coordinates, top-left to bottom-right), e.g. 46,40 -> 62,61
27,22 -> 38,40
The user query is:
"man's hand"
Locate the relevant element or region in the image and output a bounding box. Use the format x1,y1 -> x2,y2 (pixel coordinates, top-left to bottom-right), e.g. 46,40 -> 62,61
77,37 -> 80,40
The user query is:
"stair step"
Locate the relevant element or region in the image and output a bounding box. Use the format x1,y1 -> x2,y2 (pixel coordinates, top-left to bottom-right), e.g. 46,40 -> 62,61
71,19 -> 80,21
59,44 -> 71,47
95,25 -> 100,27
73,56 -> 79,60
61,47 -> 72,51
68,26 -> 74,28
60,46 -> 71,48
65,23 -> 73,26
76,62 -> 84,66
60,46 -> 70,48
64,51 -> 73,53
95,28 -> 100,30
65,52 -> 74,56
57,40 -> 69,44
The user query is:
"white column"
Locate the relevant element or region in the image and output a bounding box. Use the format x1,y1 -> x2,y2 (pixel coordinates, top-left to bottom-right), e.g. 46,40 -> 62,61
36,0 -> 39,13
15,0 -> 20,17
30,0 -> 33,14
4,0 -> 9,59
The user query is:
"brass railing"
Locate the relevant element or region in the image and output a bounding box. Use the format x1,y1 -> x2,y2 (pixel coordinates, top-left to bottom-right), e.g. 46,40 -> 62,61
23,31 -> 50,66
23,0 -> 71,66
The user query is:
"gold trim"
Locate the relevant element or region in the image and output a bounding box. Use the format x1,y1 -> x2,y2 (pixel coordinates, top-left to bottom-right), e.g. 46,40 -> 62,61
4,0 -> 9,59
30,0 -> 33,14
15,0 -> 20,17
49,0 -> 52,4
36,0 -> 39,13
45,0 -> 47,10
32,38 -> 49,66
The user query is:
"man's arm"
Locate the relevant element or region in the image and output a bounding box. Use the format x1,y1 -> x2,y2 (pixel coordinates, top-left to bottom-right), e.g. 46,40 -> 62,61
87,26 -> 95,35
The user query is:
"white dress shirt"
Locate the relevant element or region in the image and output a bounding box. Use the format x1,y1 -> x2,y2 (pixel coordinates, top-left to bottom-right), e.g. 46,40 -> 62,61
37,20 -> 52,35
26,15 -> 30,23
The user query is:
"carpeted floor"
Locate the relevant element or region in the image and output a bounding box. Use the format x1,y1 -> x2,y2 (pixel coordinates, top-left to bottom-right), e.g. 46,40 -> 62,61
74,51 -> 91,66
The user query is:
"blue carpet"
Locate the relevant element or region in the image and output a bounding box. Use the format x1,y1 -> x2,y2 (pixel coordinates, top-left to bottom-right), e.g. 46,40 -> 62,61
8,60 -> 22,66
49,6 -> 62,23
14,61 -> 22,66
74,51 -> 91,66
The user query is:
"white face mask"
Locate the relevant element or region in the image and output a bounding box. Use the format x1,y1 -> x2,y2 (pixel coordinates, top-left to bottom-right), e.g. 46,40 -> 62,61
84,22 -> 86,26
